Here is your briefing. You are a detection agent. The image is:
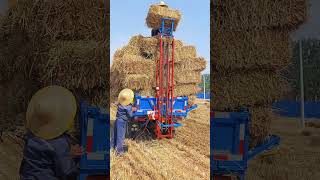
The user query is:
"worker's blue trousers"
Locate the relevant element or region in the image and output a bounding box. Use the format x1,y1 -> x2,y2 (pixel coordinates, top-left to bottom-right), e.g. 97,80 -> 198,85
111,119 -> 127,155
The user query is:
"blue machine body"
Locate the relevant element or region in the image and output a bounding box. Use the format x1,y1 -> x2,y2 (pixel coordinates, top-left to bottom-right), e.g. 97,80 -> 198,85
79,102 -> 109,179
133,95 -> 198,118
211,111 -> 280,180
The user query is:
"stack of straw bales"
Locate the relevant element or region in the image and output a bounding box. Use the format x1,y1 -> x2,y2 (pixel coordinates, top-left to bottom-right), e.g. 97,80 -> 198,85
212,0 -> 308,147
111,4 -> 205,103
0,0 -> 108,133
111,35 -> 206,102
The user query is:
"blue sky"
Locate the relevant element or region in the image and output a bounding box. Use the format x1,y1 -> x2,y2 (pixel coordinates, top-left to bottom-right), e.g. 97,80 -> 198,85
110,0 -> 210,74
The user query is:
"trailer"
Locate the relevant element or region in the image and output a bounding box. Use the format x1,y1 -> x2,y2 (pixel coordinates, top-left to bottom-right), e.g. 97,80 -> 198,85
78,102 -> 109,180
211,111 -> 280,180
129,95 -> 198,139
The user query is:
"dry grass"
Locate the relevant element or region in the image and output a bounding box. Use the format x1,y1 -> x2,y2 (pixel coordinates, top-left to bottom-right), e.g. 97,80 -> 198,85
212,30 -> 292,71
213,0 -> 308,30
247,116 -> 320,180
212,71 -> 289,111
111,99 -> 209,179
146,5 -> 181,31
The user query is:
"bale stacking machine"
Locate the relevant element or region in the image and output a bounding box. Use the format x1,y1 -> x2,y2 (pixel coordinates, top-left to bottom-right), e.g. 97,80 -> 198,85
129,18 -> 197,139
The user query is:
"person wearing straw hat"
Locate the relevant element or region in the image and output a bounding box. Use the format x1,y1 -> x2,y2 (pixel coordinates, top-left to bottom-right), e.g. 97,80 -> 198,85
111,88 -> 137,156
19,86 -> 83,180
151,0 -> 169,36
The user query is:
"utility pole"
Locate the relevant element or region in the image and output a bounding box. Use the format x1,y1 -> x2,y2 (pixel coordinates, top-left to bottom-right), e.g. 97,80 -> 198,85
299,40 -> 305,129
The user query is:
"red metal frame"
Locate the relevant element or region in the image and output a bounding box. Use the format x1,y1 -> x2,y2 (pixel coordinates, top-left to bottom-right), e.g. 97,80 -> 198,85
154,34 -> 175,139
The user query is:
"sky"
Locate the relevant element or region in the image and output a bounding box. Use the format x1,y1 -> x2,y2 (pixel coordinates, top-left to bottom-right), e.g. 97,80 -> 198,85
110,0 -> 210,74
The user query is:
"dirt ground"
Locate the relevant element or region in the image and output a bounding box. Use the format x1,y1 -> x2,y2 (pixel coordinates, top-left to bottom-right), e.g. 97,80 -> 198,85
247,117 -> 320,180
110,99 -> 210,180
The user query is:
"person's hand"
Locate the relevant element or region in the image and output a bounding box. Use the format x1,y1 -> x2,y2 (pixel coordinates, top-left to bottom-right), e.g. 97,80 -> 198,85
70,144 -> 84,156
132,107 -> 137,112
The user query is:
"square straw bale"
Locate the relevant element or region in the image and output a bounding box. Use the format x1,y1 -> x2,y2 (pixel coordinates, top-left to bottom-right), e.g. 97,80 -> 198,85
122,74 -> 152,90
146,5 -> 181,31
212,30 -> 292,71
38,40 -> 107,90
174,70 -> 202,84
174,84 -> 201,97
112,54 -> 155,75
212,71 -> 289,111
213,0 -> 308,30
175,57 -> 207,71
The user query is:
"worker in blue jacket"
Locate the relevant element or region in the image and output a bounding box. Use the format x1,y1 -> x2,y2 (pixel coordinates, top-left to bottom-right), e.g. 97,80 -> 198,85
111,88 -> 137,156
19,86 -> 83,180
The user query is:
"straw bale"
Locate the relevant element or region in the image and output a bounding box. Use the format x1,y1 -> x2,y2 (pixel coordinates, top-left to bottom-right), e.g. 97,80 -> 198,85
38,41 -> 107,90
213,0 -> 308,30
7,0 -> 105,41
122,74 -> 152,91
175,46 -> 197,62
175,57 -> 207,71
112,54 -> 155,75
212,71 -> 289,111
212,30 -> 292,70
175,70 -> 202,84
140,37 -> 159,57
249,107 -> 273,148
128,35 -> 143,47
174,84 -> 201,97
146,5 -> 181,31
121,45 -> 141,56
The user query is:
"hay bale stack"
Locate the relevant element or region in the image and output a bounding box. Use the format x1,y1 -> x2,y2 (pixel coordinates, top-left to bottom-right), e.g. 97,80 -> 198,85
0,0 -> 109,134
111,35 -> 205,100
213,0 -> 308,30
212,0 -> 308,146
146,5 -> 181,31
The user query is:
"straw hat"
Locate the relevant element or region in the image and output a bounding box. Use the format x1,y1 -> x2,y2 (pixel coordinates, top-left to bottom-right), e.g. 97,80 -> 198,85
158,1 -> 168,7
26,86 -> 77,140
118,89 -> 134,106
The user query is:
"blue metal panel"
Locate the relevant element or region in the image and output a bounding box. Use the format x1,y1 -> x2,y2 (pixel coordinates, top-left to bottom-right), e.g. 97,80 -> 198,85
272,100 -> 320,118
79,102 -> 109,176
133,96 -> 196,118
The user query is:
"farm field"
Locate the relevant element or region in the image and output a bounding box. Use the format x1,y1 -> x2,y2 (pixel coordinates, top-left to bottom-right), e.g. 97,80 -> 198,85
110,99 -> 210,179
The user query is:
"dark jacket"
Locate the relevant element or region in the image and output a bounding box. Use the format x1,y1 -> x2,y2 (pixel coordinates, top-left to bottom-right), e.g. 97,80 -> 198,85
116,104 -> 133,122
19,132 -> 79,180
